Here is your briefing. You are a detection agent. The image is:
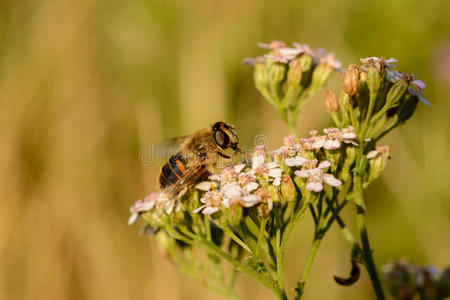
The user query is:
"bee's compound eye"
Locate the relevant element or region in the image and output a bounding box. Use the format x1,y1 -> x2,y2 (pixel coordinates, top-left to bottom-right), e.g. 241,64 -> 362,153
214,130 -> 230,149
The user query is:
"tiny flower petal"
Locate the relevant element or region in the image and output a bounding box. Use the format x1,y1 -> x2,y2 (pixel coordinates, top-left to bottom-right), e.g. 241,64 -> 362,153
285,155 -> 308,167
265,162 -> 279,169
268,168 -> 282,178
267,197 -> 273,211
245,182 -> 259,192
294,170 -> 309,178
306,181 -> 323,192
324,139 -> 341,149
202,206 -> 219,215
412,79 -> 426,90
312,138 -> 325,148
342,132 -> 357,139
208,174 -> 221,181
234,164 -> 246,173
128,213 -> 139,225
193,205 -> 207,214
241,195 -> 261,207
366,150 -> 379,159
318,161 -> 331,169
272,177 -> 281,186
195,181 -> 212,191
323,174 -> 342,187
252,155 -> 265,169
222,183 -> 242,198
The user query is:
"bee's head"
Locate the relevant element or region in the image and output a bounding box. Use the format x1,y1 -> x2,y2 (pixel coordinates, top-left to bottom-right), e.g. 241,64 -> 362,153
212,121 -> 240,152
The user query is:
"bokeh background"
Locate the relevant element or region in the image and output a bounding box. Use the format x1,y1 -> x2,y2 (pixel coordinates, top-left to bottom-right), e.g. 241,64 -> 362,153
1,0 -> 449,299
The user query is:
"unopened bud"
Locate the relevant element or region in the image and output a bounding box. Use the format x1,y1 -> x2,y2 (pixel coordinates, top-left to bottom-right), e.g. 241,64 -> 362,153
342,64 -> 360,96
280,174 -> 297,203
299,54 -> 313,72
268,62 -> 286,84
287,58 -> 303,86
254,63 -> 268,90
325,90 -> 340,112
367,63 -> 385,96
386,77 -> 409,108
310,63 -> 332,92
367,145 -> 391,184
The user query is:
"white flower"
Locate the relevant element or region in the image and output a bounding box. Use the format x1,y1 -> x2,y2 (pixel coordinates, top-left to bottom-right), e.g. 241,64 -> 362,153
294,167 -> 342,192
193,191 -> 224,214
285,155 -> 308,167
222,182 -> 242,199
128,193 -> 159,225
220,166 -> 238,185
312,127 -> 357,150
294,159 -> 331,178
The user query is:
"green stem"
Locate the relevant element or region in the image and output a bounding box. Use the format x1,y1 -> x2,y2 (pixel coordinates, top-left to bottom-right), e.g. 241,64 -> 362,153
361,93 -> 377,137
299,236 -> 321,286
280,108 -> 298,139
275,228 -> 285,296
353,176 -> 386,300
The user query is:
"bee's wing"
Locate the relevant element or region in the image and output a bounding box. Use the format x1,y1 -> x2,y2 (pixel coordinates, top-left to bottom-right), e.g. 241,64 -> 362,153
152,135 -> 190,160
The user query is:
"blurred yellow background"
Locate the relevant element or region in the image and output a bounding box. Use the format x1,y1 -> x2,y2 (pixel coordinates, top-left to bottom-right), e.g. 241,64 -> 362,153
1,0 -> 449,299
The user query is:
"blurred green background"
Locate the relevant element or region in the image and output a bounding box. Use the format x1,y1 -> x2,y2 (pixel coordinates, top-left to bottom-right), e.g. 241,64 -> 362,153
0,0 -> 449,299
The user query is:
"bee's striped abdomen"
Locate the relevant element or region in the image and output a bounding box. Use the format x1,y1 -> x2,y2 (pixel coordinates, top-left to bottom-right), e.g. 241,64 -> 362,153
159,152 -> 188,189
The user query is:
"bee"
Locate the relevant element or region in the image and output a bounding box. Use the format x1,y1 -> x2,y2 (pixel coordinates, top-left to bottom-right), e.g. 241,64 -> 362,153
155,121 -> 240,209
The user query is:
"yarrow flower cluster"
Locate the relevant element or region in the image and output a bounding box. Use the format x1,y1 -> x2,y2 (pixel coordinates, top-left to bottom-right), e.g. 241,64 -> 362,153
129,41 -> 431,300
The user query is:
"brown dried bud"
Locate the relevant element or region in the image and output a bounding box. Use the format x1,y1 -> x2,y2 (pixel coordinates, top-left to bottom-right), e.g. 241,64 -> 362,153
325,90 -> 340,112
342,64 -> 360,96
255,188 -> 272,218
